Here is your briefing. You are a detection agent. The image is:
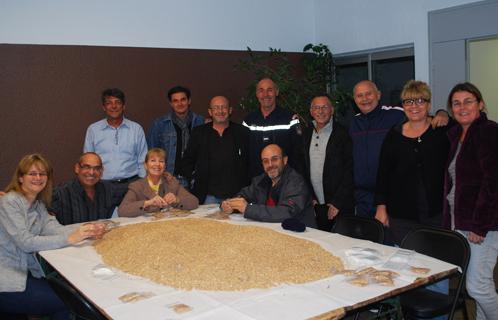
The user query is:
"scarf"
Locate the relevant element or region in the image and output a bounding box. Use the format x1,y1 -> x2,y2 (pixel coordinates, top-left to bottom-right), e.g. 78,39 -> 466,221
171,110 -> 193,156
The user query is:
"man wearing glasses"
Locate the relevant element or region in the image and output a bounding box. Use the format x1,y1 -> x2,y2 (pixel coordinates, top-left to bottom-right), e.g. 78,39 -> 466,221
179,96 -> 249,204
302,94 -> 354,231
221,144 -> 316,228
49,152 -> 121,225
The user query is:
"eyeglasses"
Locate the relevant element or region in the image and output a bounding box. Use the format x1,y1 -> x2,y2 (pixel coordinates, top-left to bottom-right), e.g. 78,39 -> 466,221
451,99 -> 477,108
210,105 -> 230,111
261,155 -> 282,165
402,98 -> 429,106
25,172 -> 48,177
310,105 -> 331,111
79,164 -> 103,172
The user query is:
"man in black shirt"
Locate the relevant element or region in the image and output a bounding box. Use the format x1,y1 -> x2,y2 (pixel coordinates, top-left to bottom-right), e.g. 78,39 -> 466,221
179,96 -> 249,204
50,152 -> 120,225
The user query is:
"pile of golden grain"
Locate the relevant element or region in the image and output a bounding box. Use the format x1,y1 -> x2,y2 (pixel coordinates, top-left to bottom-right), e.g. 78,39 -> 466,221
94,218 -> 343,291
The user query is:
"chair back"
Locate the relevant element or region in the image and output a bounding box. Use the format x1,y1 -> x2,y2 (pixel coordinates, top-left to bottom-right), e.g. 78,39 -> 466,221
47,276 -> 107,320
400,227 -> 470,319
332,215 -> 385,243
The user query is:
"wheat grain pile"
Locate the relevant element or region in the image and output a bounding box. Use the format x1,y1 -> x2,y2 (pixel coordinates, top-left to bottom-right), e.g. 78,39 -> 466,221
94,218 -> 343,291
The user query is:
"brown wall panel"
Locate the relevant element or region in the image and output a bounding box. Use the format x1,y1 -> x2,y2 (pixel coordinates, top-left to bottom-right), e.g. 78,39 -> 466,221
0,44 -> 304,188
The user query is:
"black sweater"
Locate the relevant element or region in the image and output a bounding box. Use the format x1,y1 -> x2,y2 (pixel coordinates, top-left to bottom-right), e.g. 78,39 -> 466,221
375,123 -> 450,220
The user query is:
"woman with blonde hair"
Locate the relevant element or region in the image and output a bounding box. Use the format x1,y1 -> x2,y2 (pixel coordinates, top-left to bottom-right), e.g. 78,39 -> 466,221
119,148 -> 198,216
0,154 -> 105,319
375,80 -> 452,245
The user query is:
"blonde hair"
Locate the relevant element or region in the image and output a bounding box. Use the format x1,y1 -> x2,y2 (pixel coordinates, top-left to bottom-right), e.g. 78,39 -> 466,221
145,148 -> 167,162
5,154 -> 53,207
401,80 -> 431,101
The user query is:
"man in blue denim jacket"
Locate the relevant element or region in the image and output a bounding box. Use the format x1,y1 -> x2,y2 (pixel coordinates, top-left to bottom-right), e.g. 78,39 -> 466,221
147,86 -> 204,185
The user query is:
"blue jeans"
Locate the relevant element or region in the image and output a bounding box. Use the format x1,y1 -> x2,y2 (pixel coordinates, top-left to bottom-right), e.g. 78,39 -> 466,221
459,230 -> 498,320
203,195 -> 223,205
0,275 -> 69,320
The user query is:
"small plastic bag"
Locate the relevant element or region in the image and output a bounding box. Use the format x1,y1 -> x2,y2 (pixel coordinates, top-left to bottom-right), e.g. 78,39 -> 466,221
119,291 -> 155,303
344,246 -> 384,268
382,249 -> 414,270
92,264 -> 116,280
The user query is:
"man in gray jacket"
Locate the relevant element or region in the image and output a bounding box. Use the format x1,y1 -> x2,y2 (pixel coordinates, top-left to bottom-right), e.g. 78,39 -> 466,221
221,144 -> 316,228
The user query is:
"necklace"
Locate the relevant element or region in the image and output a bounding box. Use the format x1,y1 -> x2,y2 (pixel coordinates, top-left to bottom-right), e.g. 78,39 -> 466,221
417,136 -> 422,143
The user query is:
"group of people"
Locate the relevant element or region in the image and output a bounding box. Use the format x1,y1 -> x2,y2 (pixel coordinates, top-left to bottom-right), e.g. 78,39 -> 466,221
0,77 -> 496,320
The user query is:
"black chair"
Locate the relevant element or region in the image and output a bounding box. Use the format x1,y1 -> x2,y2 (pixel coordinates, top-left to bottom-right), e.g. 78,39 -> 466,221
399,227 -> 470,320
47,275 -> 107,320
0,313 -> 28,320
332,216 -> 393,320
331,215 -> 385,244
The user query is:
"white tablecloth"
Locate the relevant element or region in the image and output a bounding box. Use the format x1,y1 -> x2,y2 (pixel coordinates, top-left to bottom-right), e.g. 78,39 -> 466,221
40,205 -> 457,320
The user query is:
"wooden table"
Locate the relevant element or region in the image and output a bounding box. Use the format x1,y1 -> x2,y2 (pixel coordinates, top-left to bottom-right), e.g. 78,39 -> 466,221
39,206 -> 458,320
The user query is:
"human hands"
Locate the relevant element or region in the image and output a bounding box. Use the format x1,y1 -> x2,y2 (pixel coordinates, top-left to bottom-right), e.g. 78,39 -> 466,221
68,223 -> 106,244
225,197 -> 248,214
163,192 -> 179,206
144,195 -> 168,209
468,231 -> 485,244
0,191 -> 5,197
375,205 -> 389,227
327,204 -> 339,220
220,200 -> 234,214
431,110 -> 449,128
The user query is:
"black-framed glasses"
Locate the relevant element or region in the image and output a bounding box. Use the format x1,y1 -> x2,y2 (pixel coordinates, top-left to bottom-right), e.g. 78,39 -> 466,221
402,98 -> 429,106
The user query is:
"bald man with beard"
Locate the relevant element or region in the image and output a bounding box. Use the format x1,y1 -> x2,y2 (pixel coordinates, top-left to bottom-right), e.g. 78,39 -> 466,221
222,144 -> 316,228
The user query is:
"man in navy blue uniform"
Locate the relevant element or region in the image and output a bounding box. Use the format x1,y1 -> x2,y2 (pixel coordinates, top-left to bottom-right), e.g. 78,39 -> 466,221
243,78 -> 303,178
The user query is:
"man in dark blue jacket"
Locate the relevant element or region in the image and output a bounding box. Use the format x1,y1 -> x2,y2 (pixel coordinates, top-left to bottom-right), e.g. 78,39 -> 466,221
350,80 -> 448,217
243,78 -> 303,178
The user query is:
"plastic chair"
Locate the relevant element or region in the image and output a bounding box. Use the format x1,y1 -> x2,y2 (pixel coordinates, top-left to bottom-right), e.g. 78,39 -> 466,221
47,275 -> 107,320
331,215 -> 385,244
399,227 -> 470,320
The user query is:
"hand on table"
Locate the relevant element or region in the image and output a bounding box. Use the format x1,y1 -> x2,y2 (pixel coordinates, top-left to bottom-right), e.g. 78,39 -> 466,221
68,223 -> 106,244
144,195 -> 168,210
221,197 -> 248,214
163,192 -> 179,206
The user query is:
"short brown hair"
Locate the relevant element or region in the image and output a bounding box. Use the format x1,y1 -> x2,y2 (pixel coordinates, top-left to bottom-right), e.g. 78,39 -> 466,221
446,82 -> 486,115
5,154 -> 53,207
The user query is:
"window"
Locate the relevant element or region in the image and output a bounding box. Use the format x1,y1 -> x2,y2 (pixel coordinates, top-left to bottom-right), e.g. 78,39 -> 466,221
335,46 -> 414,109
